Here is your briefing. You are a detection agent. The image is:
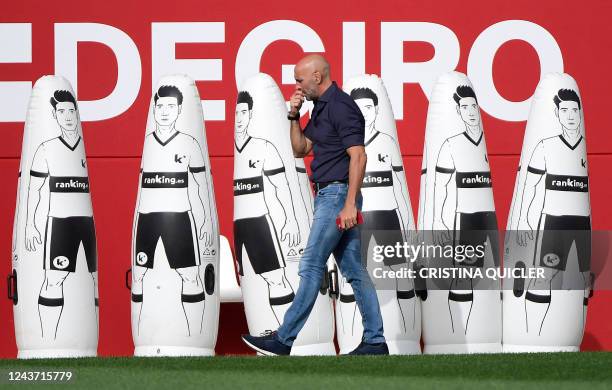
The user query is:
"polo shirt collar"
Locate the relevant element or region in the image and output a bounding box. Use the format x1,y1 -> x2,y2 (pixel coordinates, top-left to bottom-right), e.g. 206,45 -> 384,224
316,81 -> 338,103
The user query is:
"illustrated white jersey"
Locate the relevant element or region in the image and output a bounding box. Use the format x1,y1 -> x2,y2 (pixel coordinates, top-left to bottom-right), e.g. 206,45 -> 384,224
435,131 -> 494,214
30,136 -> 92,218
361,131 -> 405,212
527,134 -> 589,217
138,131 -> 206,214
233,136 -> 285,221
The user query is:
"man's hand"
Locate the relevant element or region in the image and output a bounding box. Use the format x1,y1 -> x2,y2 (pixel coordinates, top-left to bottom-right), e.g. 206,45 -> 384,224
199,217 -> 214,247
25,223 -> 41,252
281,218 -> 301,247
403,227 -> 414,245
517,221 -> 534,247
289,86 -> 304,116
338,203 -> 358,230
433,219 -> 450,247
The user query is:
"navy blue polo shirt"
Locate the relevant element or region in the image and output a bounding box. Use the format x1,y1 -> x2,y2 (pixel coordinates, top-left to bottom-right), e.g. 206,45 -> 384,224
303,82 -> 365,183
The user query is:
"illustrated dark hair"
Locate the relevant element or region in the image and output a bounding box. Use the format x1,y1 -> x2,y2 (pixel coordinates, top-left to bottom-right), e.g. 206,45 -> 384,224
453,85 -> 478,106
350,87 -> 378,106
236,91 -> 253,110
154,85 -> 183,105
553,89 -> 581,109
50,90 -> 77,110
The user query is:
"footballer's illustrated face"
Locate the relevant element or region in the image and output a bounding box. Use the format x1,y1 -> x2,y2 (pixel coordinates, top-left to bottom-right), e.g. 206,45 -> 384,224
154,96 -> 181,126
556,100 -> 581,131
457,97 -> 480,127
53,102 -> 78,131
235,103 -> 251,133
355,98 -> 378,128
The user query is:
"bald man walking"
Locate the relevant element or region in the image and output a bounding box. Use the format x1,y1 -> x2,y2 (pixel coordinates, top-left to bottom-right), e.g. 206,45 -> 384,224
242,55 -> 387,355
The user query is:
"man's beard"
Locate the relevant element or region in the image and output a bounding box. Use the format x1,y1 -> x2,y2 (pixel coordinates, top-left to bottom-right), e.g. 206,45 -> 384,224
303,89 -> 314,101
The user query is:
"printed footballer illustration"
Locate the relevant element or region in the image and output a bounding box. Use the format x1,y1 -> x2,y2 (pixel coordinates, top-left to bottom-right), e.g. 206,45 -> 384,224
338,87 -> 416,336
294,158 -> 314,223
233,91 -> 302,328
132,85 -> 214,337
415,144 -> 429,301
25,90 -> 98,340
515,88 -> 591,336
418,146 -> 428,232
432,85 -> 499,335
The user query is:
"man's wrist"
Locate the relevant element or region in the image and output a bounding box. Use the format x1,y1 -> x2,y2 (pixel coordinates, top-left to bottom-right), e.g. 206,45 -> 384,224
344,198 -> 356,208
287,112 -> 300,121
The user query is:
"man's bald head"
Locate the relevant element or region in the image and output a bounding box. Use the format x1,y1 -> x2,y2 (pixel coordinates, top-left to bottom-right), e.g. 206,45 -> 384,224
294,54 -> 333,101
296,54 -> 330,80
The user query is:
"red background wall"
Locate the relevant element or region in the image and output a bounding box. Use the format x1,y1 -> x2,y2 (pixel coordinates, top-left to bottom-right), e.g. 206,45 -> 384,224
1,0 -> 611,357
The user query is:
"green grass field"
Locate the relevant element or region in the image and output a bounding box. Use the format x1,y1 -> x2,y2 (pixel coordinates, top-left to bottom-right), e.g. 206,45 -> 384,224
0,353 -> 610,389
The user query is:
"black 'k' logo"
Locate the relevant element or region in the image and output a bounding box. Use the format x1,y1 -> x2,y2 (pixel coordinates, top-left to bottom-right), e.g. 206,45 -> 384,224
581,158 -> 586,168
175,154 -> 186,164
249,159 -> 259,168
378,153 -> 387,163
81,159 -> 86,168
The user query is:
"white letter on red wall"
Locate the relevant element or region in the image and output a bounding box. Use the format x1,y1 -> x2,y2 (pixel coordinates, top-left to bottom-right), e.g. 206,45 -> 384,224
343,22 -> 365,83
55,23 -> 141,122
0,23 -> 32,122
152,22 -> 225,121
381,22 -> 460,120
235,20 -> 324,88
468,20 -> 563,122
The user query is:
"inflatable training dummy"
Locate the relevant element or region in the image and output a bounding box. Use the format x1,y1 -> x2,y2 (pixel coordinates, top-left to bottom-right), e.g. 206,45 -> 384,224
340,74 -> 421,355
233,73 -> 335,355
130,75 -> 220,356
10,76 -> 98,358
503,73 -> 591,352
417,72 -> 501,354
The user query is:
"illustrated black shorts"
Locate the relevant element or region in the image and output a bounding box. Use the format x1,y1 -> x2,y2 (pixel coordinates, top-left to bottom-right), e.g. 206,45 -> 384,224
45,216 -> 97,273
453,211 -> 499,268
361,209 -> 406,267
135,211 -> 200,269
537,214 -> 591,272
234,214 -> 285,276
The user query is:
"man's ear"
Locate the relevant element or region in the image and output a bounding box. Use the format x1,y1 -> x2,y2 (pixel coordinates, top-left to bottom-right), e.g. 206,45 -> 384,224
178,105 -> 182,115
249,111 -> 252,119
375,106 -> 379,116
314,71 -> 321,84
52,109 -> 57,120
554,107 -> 559,118
456,105 -> 460,116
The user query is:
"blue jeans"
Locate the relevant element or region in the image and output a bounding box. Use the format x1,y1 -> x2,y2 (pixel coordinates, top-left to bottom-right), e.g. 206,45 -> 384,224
277,183 -> 385,346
